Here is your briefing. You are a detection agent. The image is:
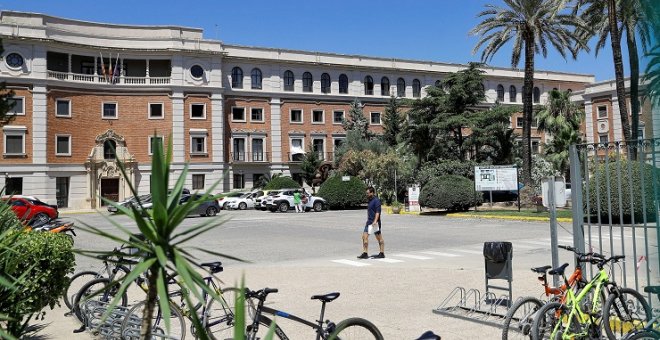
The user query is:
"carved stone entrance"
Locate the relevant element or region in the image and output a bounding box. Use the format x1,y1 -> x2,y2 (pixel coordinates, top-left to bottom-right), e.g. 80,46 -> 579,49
85,129 -> 138,209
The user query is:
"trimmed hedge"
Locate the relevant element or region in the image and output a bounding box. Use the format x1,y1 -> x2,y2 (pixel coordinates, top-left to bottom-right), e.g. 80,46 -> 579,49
586,160 -> 659,222
420,175 -> 482,211
317,175 -> 367,209
264,176 -> 301,190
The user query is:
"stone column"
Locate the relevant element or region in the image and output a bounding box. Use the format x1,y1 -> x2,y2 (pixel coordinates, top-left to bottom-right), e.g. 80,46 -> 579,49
211,92 -> 224,163
584,100 -> 594,144
172,92 -> 185,163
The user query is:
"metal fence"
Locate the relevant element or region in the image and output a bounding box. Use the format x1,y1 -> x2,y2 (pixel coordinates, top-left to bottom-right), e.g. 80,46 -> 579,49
569,139 -> 660,305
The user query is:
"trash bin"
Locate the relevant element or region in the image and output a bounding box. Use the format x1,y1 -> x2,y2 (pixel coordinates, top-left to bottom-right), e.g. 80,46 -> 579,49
483,241 -> 513,307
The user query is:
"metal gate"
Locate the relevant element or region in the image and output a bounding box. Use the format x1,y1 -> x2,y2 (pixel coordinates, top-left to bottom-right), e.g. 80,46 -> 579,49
569,139 -> 660,305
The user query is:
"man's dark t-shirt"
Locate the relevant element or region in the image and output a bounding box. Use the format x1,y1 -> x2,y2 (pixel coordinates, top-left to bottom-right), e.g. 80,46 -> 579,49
367,197 -> 382,227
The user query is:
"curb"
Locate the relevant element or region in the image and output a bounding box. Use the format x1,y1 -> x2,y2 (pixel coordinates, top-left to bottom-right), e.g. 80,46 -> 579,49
383,206 -> 420,215
446,213 -> 572,223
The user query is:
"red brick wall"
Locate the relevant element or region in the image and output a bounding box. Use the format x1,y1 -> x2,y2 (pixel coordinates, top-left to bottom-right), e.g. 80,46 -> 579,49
0,87 -> 33,164
224,97 -> 271,160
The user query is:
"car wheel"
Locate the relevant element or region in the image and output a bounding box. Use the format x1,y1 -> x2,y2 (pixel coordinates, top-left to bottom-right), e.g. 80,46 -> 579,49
34,213 -> 50,225
313,202 -> 323,212
222,202 -> 229,210
278,202 -> 289,213
239,202 -> 247,210
206,207 -> 218,217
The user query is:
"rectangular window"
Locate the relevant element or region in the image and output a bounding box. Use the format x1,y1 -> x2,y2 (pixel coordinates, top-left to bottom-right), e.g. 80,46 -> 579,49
333,110 -> 344,124
190,131 -> 207,154
192,174 -> 205,190
56,99 -> 71,117
149,136 -> 163,155
102,102 -> 117,119
597,105 -> 608,119
232,107 -> 246,122
370,112 -> 381,125
531,140 -> 540,154
56,177 -> 69,208
191,103 -> 206,119
638,128 -> 645,140
149,103 -> 164,119
5,177 -> 22,195
599,134 -> 609,144
7,97 -> 24,115
55,135 -> 71,156
5,134 -> 24,154
313,138 -> 325,160
312,110 -> 324,123
333,138 -> 344,150
233,138 -> 246,161
531,118 -> 538,128
290,109 -> 303,123
252,138 -> 264,161
233,174 -> 245,189
251,108 -> 264,122
290,138 -> 303,161
516,117 -> 524,128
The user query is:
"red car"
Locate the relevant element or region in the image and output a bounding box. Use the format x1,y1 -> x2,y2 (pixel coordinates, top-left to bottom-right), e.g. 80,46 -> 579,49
3,195 -> 59,224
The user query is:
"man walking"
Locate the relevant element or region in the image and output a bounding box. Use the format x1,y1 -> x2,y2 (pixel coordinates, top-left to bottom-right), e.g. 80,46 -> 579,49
358,186 -> 384,259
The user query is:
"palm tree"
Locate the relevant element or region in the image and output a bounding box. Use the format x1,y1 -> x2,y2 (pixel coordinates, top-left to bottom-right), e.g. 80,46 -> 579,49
536,89 -> 584,177
577,0 -> 652,148
641,0 -> 660,107
470,0 -> 588,186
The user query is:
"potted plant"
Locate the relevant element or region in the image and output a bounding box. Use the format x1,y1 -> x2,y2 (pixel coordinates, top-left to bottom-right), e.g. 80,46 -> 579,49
391,200 -> 402,214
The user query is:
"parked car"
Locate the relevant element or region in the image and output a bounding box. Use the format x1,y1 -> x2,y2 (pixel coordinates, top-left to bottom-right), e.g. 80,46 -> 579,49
228,191 -> 263,210
141,193 -> 220,217
2,195 -> 59,224
218,191 -> 248,210
266,189 -> 327,212
255,190 -> 280,211
107,194 -> 152,213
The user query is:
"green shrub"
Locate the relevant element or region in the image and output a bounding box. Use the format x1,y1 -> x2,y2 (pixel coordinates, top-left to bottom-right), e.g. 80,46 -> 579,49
317,175 -> 367,209
0,230 -> 75,335
419,175 -> 482,211
264,176 -> 301,190
585,160 -> 659,222
0,199 -> 20,234
416,160 -> 479,188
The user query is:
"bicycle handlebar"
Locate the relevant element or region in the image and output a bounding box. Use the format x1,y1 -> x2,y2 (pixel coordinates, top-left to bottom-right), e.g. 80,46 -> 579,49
246,287 -> 279,300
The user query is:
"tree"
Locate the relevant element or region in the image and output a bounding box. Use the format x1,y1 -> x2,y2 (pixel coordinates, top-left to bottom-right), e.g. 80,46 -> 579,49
342,98 -> 370,140
382,96 -> 403,147
300,145 -> 322,190
471,0 -> 588,185
0,39 -> 15,126
536,89 -> 584,177
467,105 -> 518,164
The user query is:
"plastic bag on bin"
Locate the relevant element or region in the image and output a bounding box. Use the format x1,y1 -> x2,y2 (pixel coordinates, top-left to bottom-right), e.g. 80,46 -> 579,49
483,241 -> 512,263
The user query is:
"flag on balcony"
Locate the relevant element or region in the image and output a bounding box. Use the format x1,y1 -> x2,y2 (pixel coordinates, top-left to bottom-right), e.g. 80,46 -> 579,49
112,54 -> 120,84
99,52 -> 107,81
108,53 -> 113,83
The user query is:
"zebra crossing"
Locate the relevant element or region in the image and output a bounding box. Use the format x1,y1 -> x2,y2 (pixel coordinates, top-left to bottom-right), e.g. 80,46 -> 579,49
331,237 -> 575,267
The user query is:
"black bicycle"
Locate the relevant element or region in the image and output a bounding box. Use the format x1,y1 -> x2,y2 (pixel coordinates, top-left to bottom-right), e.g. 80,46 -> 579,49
244,287 -> 384,340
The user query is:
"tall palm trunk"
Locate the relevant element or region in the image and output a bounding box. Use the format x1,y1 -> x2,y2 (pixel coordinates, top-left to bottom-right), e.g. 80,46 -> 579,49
626,25 -> 640,160
140,267 -> 159,339
522,32 -> 535,186
608,0 -> 632,145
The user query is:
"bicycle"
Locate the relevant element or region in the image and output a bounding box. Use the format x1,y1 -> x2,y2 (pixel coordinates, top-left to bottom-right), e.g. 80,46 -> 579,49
531,252 -> 651,340
244,287 -> 384,340
622,286 -> 660,339
502,245 -> 586,340
118,261 -> 241,340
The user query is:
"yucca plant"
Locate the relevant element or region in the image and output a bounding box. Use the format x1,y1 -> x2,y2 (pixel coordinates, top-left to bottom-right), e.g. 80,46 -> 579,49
76,135 -> 244,339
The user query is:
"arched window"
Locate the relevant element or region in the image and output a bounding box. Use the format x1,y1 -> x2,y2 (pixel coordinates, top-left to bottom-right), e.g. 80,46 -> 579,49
321,73 -> 331,94
103,140 -> 116,160
497,84 -> 505,102
412,79 -> 421,98
397,78 -> 406,97
381,77 -> 390,96
435,80 -> 442,88
231,67 -> 243,89
364,76 -> 374,95
509,85 -> 517,102
533,87 -> 541,103
303,72 -> 313,92
251,68 -> 262,90
339,74 -> 348,94
283,70 -> 294,91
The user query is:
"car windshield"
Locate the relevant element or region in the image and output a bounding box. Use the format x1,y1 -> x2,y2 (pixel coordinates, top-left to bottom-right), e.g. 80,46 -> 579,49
240,193 -> 252,198
268,191 -> 280,196
25,198 -> 49,206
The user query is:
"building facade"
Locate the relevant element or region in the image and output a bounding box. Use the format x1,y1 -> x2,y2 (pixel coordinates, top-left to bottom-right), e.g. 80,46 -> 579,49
0,11 -> 595,209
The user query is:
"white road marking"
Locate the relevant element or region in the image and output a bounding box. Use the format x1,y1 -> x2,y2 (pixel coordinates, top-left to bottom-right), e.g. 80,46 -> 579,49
420,251 -> 462,257
374,258 -> 404,263
332,259 -> 371,267
520,240 -> 551,246
513,244 -> 537,249
392,254 -> 433,260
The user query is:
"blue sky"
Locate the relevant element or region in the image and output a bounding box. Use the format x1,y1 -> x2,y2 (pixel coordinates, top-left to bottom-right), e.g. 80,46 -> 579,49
3,0 -> 642,81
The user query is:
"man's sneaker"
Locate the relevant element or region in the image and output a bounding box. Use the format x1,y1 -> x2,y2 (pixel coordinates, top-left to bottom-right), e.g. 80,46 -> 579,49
357,252 -> 369,259
374,252 -> 385,259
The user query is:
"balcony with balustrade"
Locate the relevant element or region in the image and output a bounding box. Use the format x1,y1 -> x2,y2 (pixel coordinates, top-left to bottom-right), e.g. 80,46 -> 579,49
46,51 -> 171,85
287,152 -> 335,163
231,151 -> 270,163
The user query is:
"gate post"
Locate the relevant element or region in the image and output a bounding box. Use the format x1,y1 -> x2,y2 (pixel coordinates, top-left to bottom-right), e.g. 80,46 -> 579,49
569,145 -> 585,260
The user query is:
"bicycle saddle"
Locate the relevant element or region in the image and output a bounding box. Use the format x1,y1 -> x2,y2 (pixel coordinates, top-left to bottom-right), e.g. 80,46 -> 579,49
311,292 -> 340,302
530,265 -> 552,274
548,263 -> 569,275
201,261 -> 223,274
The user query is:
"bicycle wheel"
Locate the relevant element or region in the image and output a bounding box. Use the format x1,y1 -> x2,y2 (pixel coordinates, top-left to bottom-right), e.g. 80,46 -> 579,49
502,296 -> 543,340
330,317 -> 384,340
72,277 -> 128,324
623,329 -> 660,340
602,287 -> 652,339
204,287 -> 243,339
121,300 -> 186,340
531,301 -> 567,340
245,315 -> 286,340
64,270 -> 101,310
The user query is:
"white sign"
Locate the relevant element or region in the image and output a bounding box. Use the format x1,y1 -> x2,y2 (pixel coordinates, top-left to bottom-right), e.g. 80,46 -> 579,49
541,176 -> 567,208
474,166 -> 518,191
342,176 -> 350,182
408,185 -> 420,212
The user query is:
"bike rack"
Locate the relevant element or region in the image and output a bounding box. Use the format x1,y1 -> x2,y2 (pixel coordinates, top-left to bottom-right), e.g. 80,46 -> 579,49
80,299 -> 138,340
432,242 -> 514,328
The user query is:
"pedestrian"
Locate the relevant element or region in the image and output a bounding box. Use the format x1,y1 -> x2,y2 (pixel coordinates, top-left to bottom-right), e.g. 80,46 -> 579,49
293,190 -> 302,213
357,186 -> 384,259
